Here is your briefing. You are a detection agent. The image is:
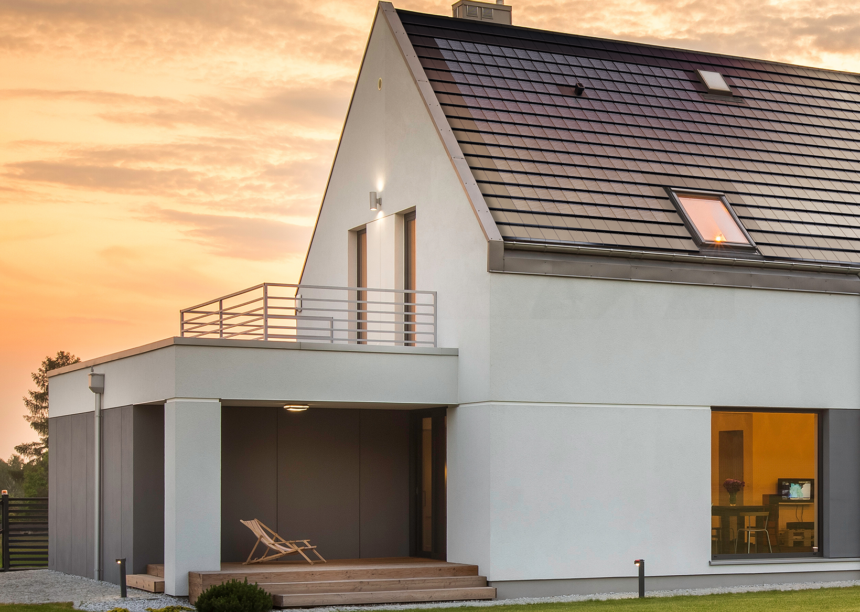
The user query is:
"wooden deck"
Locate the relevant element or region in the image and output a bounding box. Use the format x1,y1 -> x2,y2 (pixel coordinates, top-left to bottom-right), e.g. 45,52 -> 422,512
186,557 -> 495,607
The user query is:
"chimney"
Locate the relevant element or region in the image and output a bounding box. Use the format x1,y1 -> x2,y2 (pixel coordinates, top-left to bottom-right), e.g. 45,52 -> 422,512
452,0 -> 512,25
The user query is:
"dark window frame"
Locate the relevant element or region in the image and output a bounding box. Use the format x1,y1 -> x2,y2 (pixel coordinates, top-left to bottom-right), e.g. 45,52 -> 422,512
711,407 -> 823,561
666,187 -> 757,253
356,227 -> 367,343
404,211 -> 416,347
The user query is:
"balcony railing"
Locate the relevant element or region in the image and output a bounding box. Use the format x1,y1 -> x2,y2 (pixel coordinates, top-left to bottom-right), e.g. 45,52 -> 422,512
180,283 -> 437,347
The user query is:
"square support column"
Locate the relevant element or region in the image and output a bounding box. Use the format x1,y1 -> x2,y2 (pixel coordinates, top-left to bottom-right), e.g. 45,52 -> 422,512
164,399 -> 221,596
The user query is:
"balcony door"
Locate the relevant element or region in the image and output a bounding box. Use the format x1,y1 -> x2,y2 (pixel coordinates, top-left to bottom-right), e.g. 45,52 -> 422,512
411,408 -> 446,559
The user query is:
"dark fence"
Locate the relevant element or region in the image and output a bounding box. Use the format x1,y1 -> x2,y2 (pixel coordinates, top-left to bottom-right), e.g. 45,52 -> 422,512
0,492 -> 48,571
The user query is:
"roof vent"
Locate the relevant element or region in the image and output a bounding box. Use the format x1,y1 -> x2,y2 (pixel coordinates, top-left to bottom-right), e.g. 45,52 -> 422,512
452,0 -> 512,24
696,70 -> 732,96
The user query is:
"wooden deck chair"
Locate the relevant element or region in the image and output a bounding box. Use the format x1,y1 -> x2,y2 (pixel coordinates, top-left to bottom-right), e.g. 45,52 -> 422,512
240,519 -> 327,565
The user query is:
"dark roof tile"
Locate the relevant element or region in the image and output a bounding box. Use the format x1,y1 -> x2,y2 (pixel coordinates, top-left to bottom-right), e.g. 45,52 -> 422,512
399,9 -> 860,265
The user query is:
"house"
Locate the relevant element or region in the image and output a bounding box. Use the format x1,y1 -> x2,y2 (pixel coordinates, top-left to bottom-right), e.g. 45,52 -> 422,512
48,0 -> 860,603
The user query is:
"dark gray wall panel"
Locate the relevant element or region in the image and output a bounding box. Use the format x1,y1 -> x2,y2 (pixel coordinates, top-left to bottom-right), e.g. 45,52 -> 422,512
221,407 -> 278,562
823,409 -> 860,558
132,405 -> 164,574
122,407 -> 134,572
55,415 -> 72,573
86,412 -> 95,578
359,410 -> 410,558
48,412 -> 94,579
70,413 -> 90,577
101,406 -> 126,584
48,418 -> 58,571
278,409 -> 361,560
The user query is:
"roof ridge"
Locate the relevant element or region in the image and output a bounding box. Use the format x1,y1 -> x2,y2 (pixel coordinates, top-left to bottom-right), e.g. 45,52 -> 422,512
395,8 -> 860,82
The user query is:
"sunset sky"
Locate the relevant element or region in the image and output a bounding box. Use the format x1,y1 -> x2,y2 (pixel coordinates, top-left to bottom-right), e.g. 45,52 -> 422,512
2,0 -> 860,460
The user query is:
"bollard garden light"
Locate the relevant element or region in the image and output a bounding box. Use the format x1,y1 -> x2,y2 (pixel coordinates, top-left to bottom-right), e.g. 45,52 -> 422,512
634,559 -> 645,598
116,558 -> 127,597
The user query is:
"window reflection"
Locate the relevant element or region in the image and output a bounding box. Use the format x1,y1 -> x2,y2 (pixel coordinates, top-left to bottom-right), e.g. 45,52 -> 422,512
712,411 -> 818,557
677,195 -> 750,245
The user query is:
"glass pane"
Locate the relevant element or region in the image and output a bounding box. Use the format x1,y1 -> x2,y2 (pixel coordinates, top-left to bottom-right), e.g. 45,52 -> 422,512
678,195 -> 750,245
357,230 -> 367,342
711,411 -> 818,556
404,213 -> 416,345
421,417 -> 433,553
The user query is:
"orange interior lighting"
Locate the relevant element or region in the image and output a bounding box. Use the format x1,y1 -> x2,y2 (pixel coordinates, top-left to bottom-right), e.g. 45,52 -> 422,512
677,195 -> 749,245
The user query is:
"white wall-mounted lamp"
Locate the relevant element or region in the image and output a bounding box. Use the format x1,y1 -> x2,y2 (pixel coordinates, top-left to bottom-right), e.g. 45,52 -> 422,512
370,191 -> 382,211
284,404 -> 308,412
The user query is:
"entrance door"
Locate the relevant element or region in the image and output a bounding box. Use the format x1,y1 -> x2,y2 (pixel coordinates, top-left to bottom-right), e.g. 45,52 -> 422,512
411,409 -> 446,559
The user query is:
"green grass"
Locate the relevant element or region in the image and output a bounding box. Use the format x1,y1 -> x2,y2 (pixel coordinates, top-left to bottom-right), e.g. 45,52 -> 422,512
403,586 -> 860,612
0,604 -> 75,612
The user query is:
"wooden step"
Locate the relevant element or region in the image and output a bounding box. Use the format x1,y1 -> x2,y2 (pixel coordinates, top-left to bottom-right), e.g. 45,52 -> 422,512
264,575 -> 487,595
147,564 -> 164,577
273,586 -> 497,607
127,573 -> 165,593
192,563 -> 478,588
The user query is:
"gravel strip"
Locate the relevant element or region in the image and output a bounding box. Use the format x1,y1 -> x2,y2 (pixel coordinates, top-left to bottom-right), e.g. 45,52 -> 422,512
0,569 -> 189,609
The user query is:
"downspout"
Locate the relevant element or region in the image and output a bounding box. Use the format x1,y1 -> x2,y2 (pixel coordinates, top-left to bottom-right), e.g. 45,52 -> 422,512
88,371 -> 105,581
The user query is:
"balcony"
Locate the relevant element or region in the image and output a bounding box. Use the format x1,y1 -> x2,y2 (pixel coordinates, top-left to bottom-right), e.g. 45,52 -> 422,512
180,283 -> 437,347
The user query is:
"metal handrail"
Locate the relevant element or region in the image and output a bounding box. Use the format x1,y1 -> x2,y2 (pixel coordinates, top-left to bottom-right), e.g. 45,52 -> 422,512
180,283 -> 438,347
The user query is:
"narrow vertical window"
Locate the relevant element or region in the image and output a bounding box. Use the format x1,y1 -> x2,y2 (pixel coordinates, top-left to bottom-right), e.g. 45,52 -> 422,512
356,228 -> 367,343
404,212 -> 416,346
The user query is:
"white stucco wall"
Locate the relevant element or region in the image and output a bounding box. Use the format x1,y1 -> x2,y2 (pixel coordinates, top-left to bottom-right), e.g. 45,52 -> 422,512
49,340 -> 459,415
298,9 -> 493,403
448,403 -> 710,580
486,273 -> 860,409
164,398 -> 221,596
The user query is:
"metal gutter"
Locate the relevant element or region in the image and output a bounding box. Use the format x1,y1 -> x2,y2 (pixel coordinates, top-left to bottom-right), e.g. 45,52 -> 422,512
503,240 -> 860,276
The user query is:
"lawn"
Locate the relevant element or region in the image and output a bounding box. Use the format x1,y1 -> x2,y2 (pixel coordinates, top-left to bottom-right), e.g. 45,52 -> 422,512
0,605 -> 75,612
3,587 -> 860,612
449,588 -> 860,612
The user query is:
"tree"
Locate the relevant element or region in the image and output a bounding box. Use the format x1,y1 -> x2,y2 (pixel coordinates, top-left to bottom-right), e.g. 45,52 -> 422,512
0,456 -> 24,497
22,452 -> 49,497
15,351 -> 80,461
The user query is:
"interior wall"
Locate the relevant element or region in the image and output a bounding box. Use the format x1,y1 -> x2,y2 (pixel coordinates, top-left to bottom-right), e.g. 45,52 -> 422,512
133,405 -> 165,575
711,411 -> 816,511
221,407 -> 411,562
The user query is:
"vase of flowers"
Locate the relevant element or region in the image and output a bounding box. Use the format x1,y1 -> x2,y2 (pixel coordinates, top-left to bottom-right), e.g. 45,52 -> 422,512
724,478 -> 745,506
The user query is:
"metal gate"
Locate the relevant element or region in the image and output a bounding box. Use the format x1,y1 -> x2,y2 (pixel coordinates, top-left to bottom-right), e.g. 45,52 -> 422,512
1,492 -> 48,570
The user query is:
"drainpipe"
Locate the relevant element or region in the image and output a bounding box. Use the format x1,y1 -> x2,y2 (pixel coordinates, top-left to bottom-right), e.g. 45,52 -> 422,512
88,371 -> 105,581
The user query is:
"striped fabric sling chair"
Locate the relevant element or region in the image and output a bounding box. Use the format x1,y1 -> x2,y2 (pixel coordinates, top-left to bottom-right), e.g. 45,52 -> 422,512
240,519 -> 327,565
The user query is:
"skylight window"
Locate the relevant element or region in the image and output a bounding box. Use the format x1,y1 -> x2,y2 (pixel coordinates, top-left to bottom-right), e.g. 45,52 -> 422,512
675,193 -> 752,247
696,70 -> 732,96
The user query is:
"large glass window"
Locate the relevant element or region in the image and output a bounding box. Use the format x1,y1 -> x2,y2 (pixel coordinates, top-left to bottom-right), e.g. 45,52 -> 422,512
711,411 -> 818,558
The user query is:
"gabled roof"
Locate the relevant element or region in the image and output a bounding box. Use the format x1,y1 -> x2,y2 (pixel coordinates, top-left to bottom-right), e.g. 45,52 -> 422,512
396,9 -> 860,267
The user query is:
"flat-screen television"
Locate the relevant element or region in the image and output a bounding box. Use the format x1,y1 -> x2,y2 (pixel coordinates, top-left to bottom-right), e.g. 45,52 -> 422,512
778,478 -> 814,502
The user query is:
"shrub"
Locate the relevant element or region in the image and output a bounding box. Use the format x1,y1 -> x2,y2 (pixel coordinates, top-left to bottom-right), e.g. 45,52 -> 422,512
195,578 -> 273,612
